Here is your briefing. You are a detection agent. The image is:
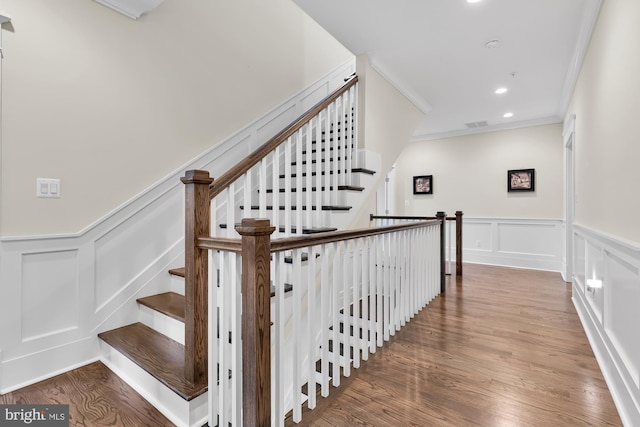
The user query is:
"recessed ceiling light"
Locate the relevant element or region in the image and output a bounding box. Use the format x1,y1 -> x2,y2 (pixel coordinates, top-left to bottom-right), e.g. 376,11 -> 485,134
503,112 -> 514,118
484,39 -> 501,49
467,0 -> 482,3
495,87 -> 508,95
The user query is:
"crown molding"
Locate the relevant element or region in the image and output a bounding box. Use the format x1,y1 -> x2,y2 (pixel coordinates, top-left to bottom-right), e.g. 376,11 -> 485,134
93,0 -> 164,20
558,0 -> 604,116
410,115 -> 562,143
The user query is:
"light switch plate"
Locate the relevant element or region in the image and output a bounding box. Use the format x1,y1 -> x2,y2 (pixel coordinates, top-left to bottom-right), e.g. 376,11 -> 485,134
37,178 -> 61,198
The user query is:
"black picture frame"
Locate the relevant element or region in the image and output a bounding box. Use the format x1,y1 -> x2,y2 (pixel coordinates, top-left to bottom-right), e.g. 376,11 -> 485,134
413,175 -> 433,194
508,169 -> 535,192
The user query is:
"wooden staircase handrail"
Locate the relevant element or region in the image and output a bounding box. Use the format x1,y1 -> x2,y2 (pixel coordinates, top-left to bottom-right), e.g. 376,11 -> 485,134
209,75 -> 359,200
196,219 -> 439,253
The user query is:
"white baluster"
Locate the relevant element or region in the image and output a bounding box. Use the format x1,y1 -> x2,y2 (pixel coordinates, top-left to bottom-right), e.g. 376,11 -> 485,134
307,244 -> 317,410
294,131 -> 303,236
331,241 -> 340,387
352,239 -> 360,369
361,237 -> 369,362
292,248 -> 302,422
273,251 -> 285,426
284,137 -> 292,236
272,147 -> 281,238
208,250 -> 219,425
259,157 -> 267,219
320,243 -> 330,397
342,240 -> 351,378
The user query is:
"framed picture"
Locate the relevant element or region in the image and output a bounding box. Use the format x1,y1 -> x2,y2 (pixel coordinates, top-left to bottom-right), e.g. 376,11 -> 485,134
413,175 -> 433,194
508,168 -> 535,192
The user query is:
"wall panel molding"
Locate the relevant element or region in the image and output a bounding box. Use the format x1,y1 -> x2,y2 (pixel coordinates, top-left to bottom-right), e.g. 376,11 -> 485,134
461,218 -> 563,272
0,59 -> 356,393
572,224 -> 640,426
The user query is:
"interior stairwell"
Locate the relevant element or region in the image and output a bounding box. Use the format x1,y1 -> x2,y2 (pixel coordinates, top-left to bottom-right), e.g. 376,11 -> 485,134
96,76 -> 380,426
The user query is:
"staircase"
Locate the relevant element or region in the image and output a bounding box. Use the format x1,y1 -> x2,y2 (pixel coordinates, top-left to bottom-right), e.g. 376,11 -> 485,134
96,76 -> 381,426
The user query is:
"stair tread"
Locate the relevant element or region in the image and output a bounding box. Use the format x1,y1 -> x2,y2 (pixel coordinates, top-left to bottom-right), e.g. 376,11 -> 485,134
280,168 -> 376,178
240,205 -> 352,211
98,322 -> 207,401
219,224 -> 337,234
137,292 -> 185,322
169,267 -> 185,278
264,185 -> 364,193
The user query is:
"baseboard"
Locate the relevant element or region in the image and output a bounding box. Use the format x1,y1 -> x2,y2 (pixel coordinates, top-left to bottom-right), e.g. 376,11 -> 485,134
0,338 -> 98,395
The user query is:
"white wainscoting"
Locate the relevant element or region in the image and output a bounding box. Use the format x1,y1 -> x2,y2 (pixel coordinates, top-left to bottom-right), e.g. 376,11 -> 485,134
572,224 -> 640,426
0,59 -> 356,394
460,217 -> 564,272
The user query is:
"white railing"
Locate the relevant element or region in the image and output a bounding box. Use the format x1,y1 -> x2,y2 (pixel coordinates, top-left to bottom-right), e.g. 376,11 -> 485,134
211,78 -> 359,240
371,212 -> 463,277
202,219 -> 442,426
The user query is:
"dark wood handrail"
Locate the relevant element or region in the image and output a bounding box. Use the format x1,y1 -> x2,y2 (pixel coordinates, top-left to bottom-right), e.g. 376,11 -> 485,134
209,76 -> 359,200
196,220 -> 439,253
270,220 -> 439,253
370,214 -> 457,221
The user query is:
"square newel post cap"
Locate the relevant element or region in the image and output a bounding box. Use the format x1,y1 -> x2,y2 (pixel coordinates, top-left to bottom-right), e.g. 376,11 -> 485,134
181,170 -> 214,185
235,218 -> 276,236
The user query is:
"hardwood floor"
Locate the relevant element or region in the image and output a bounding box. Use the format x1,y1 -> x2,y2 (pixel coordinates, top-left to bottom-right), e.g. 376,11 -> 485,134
0,264 -> 622,426
0,361 -> 173,426
291,263 -> 622,426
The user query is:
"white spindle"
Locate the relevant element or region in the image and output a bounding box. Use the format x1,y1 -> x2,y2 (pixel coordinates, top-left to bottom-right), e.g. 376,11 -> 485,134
259,158 -> 267,219
305,124 -> 313,230
226,184 -> 235,238
307,244 -> 317,410
272,147 -> 281,238
284,137 -> 292,236
243,171 -> 252,221
208,250 -> 219,426
361,237 -> 369,362
341,240 -> 351,378
352,239 -> 360,369
294,131 -> 303,236
331,241 -> 340,387
320,243 -> 330,397
273,251 -> 285,426
292,248 -> 302,422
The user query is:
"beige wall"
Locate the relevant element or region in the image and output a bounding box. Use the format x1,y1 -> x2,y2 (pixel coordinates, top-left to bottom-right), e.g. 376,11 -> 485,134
349,56 -> 425,228
0,0 -> 352,236
394,124 -> 564,219
565,0 -> 640,244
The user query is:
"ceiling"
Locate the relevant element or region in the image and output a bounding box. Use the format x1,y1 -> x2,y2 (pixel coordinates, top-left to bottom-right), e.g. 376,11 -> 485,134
295,0 -> 602,140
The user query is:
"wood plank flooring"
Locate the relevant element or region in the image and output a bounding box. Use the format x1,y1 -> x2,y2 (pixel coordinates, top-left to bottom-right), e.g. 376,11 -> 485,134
290,263 -> 622,426
0,264 -> 622,426
0,361 -> 173,426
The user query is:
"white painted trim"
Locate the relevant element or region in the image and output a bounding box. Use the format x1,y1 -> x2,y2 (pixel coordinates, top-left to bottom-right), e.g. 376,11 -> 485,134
368,59 -> 432,114
92,0 -> 164,20
572,225 -> 640,425
410,116 -> 562,143
558,0 -> 604,116
461,217 -> 564,272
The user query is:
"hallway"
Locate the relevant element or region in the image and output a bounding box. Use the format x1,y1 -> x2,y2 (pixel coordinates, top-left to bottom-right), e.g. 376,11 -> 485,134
292,263 -> 622,426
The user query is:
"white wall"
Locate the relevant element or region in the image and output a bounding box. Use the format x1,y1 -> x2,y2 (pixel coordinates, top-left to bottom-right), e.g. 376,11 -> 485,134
565,0 -> 640,423
0,0 -> 352,237
349,56 -> 425,228
394,124 -> 564,219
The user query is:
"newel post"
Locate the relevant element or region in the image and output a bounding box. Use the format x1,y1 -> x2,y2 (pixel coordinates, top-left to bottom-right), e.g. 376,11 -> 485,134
436,211 -> 447,293
181,170 -> 213,384
236,218 -> 275,427
455,211 -> 463,277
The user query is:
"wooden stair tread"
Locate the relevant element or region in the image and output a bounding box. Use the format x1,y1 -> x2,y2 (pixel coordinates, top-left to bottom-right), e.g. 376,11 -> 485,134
280,168 -> 375,178
137,292 -> 185,322
169,267 -> 185,277
219,224 -> 337,234
263,185 -> 364,193
98,323 -> 206,401
240,205 -> 351,211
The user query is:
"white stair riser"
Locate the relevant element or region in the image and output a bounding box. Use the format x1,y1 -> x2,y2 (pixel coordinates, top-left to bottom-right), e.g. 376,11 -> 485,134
99,342 -> 208,427
139,305 -> 185,345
